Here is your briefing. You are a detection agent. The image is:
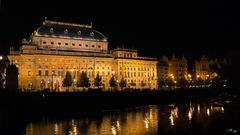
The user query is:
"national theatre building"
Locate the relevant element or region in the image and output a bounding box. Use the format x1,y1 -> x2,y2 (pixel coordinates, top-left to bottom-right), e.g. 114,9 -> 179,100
8,20 -> 157,91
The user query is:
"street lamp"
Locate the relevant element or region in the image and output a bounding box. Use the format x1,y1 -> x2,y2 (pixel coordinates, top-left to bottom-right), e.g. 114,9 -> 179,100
112,71 -> 115,75
73,79 -> 76,91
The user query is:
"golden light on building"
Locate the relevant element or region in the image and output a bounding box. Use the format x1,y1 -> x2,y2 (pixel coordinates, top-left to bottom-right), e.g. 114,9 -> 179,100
8,20 -> 158,91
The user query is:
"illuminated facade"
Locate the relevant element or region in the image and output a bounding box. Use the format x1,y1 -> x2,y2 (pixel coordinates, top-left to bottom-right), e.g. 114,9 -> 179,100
168,54 -> 188,81
195,55 -> 227,80
8,20 -> 157,91
157,54 -> 188,82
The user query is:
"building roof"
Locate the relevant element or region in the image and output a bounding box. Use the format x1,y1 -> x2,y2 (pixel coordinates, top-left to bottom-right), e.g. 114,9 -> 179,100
34,20 -> 107,41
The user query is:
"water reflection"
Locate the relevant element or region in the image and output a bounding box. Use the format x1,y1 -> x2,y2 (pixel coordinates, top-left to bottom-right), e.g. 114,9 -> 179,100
25,103 -> 226,135
169,106 -> 178,126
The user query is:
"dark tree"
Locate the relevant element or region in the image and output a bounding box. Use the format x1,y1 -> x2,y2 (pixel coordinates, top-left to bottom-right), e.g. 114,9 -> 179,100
119,78 -> 127,90
109,75 -> 117,90
178,78 -> 189,88
141,80 -> 146,88
94,73 -> 102,88
157,78 -> 166,89
63,71 -> 73,87
195,78 -> 204,85
77,72 -> 90,88
165,77 -> 174,86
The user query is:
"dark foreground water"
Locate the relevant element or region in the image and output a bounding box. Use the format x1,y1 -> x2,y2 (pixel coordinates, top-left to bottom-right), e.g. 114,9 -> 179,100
15,101 -> 239,135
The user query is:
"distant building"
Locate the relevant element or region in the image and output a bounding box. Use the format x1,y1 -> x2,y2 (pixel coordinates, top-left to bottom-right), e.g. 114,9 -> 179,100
168,54 -> 188,81
195,55 -> 227,80
157,54 -> 188,86
8,20 -> 157,91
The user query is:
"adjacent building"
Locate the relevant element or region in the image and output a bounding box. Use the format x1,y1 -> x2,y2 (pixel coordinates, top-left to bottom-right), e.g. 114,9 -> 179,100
195,55 -> 227,80
8,20 -> 157,91
157,54 -> 188,82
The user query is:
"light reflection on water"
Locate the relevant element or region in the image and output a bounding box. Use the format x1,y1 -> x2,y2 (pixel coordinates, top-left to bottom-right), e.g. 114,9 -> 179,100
25,103 -> 225,135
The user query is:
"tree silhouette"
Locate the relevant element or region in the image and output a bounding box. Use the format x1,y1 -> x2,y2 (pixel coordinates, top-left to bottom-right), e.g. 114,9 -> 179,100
94,73 -> 102,88
63,71 -> 73,88
178,78 -> 189,88
141,80 -> 146,88
119,78 -> 127,90
157,78 -> 166,89
109,75 -> 117,90
165,77 -> 174,87
77,72 -> 90,88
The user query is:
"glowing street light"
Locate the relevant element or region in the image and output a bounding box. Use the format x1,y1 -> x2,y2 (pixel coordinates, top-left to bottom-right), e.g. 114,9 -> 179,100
112,71 -> 115,75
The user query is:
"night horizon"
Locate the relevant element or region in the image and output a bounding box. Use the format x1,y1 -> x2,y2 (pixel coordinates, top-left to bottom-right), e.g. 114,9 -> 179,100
0,0 -> 239,60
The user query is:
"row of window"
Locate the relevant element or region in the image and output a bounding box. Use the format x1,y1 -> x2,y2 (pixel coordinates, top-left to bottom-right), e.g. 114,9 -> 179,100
119,62 -> 155,66
37,70 -> 114,77
34,70 -> 155,78
119,53 -> 136,58
119,72 -> 155,78
42,41 -> 102,48
49,28 -> 95,37
119,67 -> 155,71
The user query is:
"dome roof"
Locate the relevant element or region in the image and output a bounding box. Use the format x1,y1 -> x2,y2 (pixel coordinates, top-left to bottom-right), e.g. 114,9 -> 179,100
35,20 -> 107,41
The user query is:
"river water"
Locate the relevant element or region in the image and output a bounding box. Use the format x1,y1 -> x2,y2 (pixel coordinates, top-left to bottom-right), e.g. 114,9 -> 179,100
21,101 -> 240,135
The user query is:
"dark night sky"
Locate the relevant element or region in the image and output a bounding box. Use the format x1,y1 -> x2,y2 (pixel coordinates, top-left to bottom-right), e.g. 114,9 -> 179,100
0,0 -> 239,60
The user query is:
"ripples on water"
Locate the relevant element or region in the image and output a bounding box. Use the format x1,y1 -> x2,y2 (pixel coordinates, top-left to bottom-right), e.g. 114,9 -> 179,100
22,102 -> 234,135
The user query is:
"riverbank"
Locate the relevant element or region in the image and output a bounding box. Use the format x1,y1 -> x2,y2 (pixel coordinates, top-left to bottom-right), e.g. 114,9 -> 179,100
0,88 -> 228,112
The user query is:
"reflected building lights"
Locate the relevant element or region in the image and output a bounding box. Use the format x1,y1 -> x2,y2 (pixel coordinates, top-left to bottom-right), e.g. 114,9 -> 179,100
73,125 -> 77,135
221,107 -> 224,113
207,108 -> 210,116
188,107 -> 194,123
144,118 -> 150,129
169,107 -> 178,126
54,123 -> 59,135
169,115 -> 174,126
111,125 -> 117,135
197,104 -> 200,113
116,121 -> 121,131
